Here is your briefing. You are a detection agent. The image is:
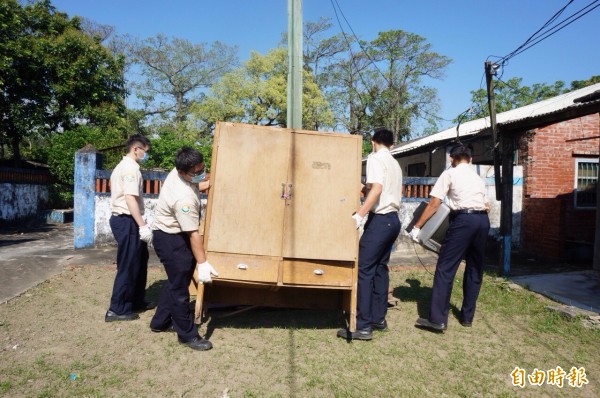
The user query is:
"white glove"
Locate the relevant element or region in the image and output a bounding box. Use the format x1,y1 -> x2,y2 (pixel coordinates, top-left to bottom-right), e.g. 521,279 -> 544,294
351,213 -> 365,229
196,261 -> 219,284
139,225 -> 153,244
408,227 -> 420,243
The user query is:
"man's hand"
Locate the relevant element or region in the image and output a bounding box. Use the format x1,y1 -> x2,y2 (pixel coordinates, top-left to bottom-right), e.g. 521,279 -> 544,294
139,225 -> 153,244
408,227 -> 420,243
196,261 -> 219,284
351,213 -> 365,229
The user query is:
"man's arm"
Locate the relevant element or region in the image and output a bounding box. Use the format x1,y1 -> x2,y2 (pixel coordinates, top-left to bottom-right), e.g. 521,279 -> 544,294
414,197 -> 442,229
188,230 -> 207,264
124,195 -> 146,227
356,183 -> 382,218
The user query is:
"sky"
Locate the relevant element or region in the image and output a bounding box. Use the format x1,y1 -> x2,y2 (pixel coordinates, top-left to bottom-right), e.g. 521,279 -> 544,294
51,0 -> 600,132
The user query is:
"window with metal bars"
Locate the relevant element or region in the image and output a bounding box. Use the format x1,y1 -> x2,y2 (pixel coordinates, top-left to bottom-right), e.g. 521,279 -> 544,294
574,159 -> 598,208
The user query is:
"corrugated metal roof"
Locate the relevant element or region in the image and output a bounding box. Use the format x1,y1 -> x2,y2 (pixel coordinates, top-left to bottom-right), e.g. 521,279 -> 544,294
390,83 -> 600,156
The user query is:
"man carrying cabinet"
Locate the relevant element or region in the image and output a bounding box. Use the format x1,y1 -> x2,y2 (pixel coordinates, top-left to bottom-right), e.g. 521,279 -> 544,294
338,128 -> 402,341
149,146 -> 217,351
106,134 -> 154,322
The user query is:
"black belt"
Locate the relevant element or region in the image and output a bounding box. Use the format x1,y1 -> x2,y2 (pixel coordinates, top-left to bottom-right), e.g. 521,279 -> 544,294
452,209 -> 487,215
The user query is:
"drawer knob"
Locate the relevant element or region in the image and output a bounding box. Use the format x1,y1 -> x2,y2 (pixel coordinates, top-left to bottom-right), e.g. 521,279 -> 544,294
237,263 -> 248,270
313,269 -> 324,276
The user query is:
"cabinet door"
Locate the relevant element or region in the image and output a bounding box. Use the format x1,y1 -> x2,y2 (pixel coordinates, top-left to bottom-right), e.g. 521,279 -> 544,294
282,131 -> 361,261
207,123 -> 290,257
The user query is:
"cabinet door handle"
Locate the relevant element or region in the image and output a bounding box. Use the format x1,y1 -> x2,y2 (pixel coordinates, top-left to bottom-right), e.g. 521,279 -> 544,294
313,269 -> 324,276
287,183 -> 293,199
281,183 -> 287,199
237,263 -> 248,270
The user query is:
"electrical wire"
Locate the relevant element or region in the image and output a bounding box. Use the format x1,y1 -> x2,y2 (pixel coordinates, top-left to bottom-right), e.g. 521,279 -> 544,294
498,0 -> 599,65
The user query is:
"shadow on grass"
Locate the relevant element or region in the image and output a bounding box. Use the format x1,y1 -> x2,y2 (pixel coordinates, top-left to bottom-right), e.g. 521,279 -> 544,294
203,307 -> 344,339
394,278 -> 460,321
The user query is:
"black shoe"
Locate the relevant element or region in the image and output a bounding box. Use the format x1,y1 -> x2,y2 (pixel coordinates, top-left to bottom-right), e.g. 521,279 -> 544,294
179,336 -> 213,351
336,328 -> 373,340
150,324 -> 176,333
134,301 -> 157,313
105,310 -> 139,322
459,319 -> 472,327
415,317 -> 447,332
371,319 -> 388,331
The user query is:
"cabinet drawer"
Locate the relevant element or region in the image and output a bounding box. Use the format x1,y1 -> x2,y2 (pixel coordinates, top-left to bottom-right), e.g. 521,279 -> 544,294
282,260 -> 354,287
207,252 -> 279,283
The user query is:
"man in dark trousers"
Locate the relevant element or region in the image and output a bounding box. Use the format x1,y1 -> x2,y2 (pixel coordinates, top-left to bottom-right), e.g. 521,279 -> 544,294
149,147 -> 217,351
106,134 -> 154,322
337,128 -> 402,340
410,144 -> 490,332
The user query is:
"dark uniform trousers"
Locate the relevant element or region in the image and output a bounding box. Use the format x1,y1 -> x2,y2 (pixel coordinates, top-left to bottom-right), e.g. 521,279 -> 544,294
429,212 -> 490,325
109,214 -> 149,315
150,230 -> 198,342
356,212 -> 401,330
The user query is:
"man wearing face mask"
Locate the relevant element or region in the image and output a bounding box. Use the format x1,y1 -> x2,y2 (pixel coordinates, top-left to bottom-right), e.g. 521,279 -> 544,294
149,146 -> 217,351
106,134 -> 154,322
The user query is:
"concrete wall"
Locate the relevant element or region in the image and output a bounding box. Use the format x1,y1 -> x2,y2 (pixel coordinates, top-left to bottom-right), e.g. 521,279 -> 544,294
94,194 -> 207,246
0,183 -> 49,222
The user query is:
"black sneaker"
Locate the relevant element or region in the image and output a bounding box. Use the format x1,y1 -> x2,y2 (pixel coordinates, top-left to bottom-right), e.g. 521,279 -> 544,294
415,317 -> 446,332
336,328 -> 373,340
150,324 -> 176,333
179,336 -> 213,351
371,319 -> 388,331
105,310 -> 139,322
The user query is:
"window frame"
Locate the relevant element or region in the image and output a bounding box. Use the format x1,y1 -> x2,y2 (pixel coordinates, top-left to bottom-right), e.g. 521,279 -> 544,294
573,158 -> 599,209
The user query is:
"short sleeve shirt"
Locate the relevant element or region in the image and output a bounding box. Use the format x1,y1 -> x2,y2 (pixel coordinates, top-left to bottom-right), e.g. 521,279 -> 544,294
429,163 -> 488,211
110,156 -> 144,215
153,168 -> 201,233
366,147 -> 403,214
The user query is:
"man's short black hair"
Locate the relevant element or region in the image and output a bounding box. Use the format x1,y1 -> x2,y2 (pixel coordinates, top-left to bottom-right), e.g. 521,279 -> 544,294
125,134 -> 150,152
175,146 -> 203,172
372,128 -> 394,147
449,144 -> 472,160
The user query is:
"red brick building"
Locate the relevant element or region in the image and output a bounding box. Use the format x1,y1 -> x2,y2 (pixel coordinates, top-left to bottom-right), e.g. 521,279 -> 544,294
391,84 -> 600,266
519,113 -> 599,262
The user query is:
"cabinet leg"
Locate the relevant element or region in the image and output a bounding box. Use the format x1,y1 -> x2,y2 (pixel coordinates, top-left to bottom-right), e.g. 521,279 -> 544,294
194,283 -> 205,325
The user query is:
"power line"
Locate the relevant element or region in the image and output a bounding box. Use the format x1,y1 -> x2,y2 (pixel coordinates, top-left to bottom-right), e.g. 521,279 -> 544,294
498,0 -> 600,65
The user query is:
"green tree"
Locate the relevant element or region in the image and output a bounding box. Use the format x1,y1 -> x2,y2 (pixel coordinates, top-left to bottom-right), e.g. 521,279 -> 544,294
461,77 -> 568,122
195,47 -> 333,131
0,0 -> 126,162
130,34 -> 238,135
364,30 -> 451,143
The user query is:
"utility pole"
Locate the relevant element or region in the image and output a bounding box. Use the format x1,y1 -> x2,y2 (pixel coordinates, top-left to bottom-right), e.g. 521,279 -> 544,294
287,0 -> 302,129
485,61 -> 501,201
485,61 -> 512,275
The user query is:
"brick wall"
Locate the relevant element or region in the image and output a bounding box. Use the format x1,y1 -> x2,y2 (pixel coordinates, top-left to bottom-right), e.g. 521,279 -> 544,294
520,113 -> 599,261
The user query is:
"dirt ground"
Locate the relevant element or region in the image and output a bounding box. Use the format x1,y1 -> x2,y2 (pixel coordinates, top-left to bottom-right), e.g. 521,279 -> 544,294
1,263 -> 599,398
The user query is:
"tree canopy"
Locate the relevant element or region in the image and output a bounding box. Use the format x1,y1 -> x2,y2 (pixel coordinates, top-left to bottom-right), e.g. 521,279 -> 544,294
0,0 -> 126,162
460,75 -> 600,123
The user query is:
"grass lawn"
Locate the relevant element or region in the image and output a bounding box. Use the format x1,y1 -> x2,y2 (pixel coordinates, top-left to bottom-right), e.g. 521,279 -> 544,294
0,265 -> 598,397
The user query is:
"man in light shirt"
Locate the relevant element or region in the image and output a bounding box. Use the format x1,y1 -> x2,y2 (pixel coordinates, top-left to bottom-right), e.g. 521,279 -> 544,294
411,144 -> 490,332
338,128 -> 402,341
106,134 -> 154,322
149,146 -> 217,351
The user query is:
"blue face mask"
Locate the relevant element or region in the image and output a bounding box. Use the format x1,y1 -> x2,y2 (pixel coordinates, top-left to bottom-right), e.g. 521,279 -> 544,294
191,171 -> 206,184
138,152 -> 148,163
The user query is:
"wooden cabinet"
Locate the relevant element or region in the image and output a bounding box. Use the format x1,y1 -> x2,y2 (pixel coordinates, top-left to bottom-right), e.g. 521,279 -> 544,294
198,122 -> 362,330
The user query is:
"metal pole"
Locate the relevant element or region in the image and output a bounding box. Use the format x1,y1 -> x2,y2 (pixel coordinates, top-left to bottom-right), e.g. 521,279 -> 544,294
485,61 -> 502,201
500,137 -> 514,275
287,0 -> 302,129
